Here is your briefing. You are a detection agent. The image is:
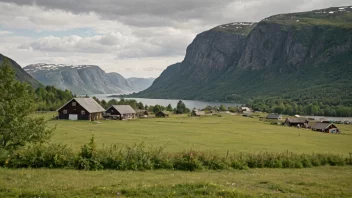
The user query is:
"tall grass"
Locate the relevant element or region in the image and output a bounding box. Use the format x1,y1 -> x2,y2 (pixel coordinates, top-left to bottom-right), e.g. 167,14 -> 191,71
1,138 -> 351,171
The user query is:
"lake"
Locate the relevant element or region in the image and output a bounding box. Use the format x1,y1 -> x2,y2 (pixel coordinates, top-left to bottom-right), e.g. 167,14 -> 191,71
91,94 -> 241,109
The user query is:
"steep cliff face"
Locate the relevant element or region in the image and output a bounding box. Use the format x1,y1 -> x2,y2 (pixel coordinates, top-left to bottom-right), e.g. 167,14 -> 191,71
0,54 -> 41,88
134,6 -> 352,104
136,23 -> 256,99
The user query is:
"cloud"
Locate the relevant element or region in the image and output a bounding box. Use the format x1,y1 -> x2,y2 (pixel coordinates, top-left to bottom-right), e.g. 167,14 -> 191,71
20,33 -> 135,53
0,0 -> 350,78
0,30 -> 12,35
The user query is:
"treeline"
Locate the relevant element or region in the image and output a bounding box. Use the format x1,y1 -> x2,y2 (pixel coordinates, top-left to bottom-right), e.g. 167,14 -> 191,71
1,138 -> 351,171
93,97 -> 190,114
247,98 -> 352,117
35,86 -> 74,111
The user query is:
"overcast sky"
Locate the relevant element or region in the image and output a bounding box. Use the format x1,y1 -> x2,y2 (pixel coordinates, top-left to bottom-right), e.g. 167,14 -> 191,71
0,0 -> 350,78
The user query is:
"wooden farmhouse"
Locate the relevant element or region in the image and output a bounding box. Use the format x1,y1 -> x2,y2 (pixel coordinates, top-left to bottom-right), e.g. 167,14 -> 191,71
285,118 -> 309,128
311,123 -> 340,133
57,98 -> 105,121
155,111 -> 169,118
266,113 -> 283,121
105,105 -> 136,120
191,110 -> 206,116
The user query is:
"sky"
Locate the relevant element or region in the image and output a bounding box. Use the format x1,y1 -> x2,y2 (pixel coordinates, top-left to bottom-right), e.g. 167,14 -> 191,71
0,0 -> 350,78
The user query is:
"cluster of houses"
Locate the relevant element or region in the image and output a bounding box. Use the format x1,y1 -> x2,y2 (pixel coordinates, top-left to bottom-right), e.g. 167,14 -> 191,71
57,98 -> 137,121
57,99 -> 344,134
265,113 -> 341,134
57,98 -> 206,121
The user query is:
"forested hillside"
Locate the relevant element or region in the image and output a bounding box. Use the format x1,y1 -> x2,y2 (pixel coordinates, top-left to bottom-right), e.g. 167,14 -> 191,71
0,54 -> 41,88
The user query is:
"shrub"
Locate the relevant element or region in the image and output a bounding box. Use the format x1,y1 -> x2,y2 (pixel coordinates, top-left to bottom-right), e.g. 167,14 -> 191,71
173,151 -> 203,171
75,136 -> 102,170
6,143 -> 74,168
198,153 -> 228,170
2,140 -> 351,171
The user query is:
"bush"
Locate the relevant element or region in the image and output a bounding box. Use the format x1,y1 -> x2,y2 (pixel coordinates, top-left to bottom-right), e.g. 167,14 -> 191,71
173,151 -> 203,171
7,144 -> 74,168
75,136 -> 102,170
2,139 -> 351,171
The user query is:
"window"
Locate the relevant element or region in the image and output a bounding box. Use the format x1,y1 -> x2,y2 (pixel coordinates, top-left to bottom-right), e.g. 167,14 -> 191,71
72,102 -> 76,106
111,110 -> 114,112
63,110 -> 67,114
81,110 -> 85,115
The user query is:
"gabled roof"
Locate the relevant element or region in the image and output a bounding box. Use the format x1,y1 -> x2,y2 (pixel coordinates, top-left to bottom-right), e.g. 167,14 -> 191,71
286,118 -> 307,124
57,98 -> 105,113
312,123 -> 337,130
266,113 -> 282,119
110,105 -> 136,114
157,111 -> 170,115
193,110 -> 205,116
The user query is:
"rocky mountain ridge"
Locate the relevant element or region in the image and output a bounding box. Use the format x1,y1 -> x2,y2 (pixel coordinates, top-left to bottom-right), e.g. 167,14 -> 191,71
132,6 -> 352,105
24,64 -> 155,95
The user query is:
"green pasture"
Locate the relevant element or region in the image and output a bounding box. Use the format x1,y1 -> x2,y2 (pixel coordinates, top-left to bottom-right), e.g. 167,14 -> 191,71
37,112 -> 352,154
1,167 -> 351,197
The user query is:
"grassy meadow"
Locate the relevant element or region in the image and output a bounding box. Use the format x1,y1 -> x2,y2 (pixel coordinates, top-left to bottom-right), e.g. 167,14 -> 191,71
1,167 -> 351,197
2,112 -> 351,197
37,112 -> 352,154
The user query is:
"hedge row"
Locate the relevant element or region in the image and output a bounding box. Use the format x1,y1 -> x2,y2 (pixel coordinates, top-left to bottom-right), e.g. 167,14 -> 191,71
1,138 -> 351,171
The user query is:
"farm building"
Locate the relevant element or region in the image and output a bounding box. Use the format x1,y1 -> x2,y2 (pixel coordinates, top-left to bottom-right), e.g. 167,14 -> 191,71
266,113 -> 283,120
240,107 -> 251,113
105,105 -> 136,120
155,111 -> 169,118
285,118 -> 309,128
319,117 -> 330,123
191,110 -> 205,116
136,110 -> 149,117
57,98 -> 105,121
311,123 -> 340,133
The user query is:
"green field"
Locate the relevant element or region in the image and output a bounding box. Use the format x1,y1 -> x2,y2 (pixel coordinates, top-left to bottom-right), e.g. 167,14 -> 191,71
39,112 -> 352,154
3,112 -> 352,197
1,167 -> 351,197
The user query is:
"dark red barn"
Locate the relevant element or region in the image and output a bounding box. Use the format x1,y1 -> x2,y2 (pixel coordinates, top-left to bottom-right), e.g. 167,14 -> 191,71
57,98 -> 105,121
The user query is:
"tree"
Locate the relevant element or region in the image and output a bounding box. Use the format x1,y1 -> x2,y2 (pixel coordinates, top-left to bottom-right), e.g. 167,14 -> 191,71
152,105 -> 164,114
0,59 -> 53,150
175,100 -> 189,114
137,102 -> 144,110
166,104 -> 173,111
219,104 -> 227,111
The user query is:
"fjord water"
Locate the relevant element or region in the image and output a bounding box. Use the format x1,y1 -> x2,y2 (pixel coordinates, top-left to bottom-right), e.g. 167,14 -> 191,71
92,94 -> 240,109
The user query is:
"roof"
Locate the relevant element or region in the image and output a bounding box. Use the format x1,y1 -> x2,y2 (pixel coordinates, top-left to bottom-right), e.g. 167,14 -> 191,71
193,111 -> 205,116
286,118 -> 307,124
312,123 -> 337,130
57,98 -> 105,113
241,107 -> 251,111
156,111 -> 170,115
111,105 -> 136,114
266,113 -> 282,119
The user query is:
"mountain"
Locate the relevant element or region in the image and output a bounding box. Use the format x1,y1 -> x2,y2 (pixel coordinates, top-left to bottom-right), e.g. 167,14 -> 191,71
24,63 -> 156,95
24,64 -> 134,95
0,54 -> 41,88
127,77 -> 155,92
132,6 -> 352,105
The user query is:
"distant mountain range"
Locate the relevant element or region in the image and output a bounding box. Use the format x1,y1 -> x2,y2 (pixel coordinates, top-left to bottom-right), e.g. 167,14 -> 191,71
131,6 -> 352,105
127,77 -> 156,92
0,54 -> 41,88
24,63 -> 155,95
